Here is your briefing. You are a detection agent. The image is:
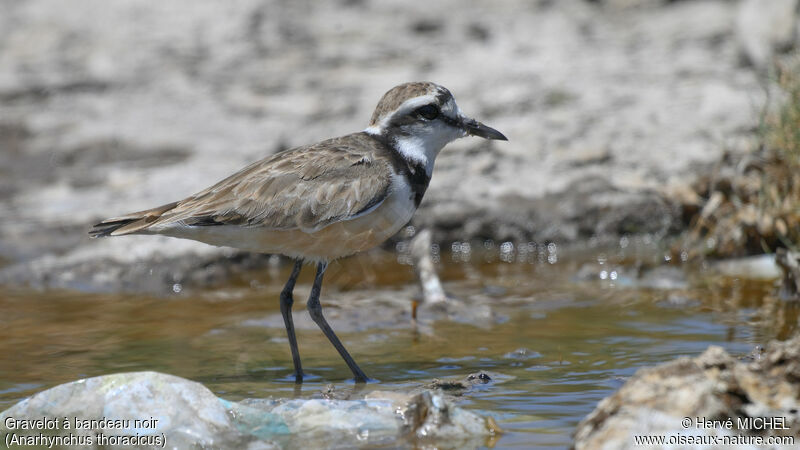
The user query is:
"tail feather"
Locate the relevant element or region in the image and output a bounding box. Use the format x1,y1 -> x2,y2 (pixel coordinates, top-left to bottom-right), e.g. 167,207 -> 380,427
89,201 -> 179,237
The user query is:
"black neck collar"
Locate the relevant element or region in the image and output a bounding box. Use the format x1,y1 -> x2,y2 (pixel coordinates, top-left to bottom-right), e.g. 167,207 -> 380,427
363,131 -> 431,207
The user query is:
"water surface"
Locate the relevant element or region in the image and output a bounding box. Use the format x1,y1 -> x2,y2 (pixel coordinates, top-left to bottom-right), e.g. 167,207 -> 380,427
0,242 -> 795,448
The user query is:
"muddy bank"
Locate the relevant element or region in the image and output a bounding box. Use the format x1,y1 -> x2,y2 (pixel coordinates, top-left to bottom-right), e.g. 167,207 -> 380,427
0,0 -> 788,291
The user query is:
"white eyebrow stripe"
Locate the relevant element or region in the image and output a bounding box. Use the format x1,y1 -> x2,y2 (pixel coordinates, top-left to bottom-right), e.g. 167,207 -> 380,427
364,94 -> 439,135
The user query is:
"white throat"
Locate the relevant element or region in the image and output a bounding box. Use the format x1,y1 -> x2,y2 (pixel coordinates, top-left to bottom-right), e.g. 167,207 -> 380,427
393,134 -> 439,176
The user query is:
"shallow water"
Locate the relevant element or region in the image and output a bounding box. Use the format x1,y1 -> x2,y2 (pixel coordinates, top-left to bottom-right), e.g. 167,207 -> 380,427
0,242 -> 797,448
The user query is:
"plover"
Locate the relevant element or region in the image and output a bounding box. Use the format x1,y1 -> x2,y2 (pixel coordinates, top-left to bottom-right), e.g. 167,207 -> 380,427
90,82 -> 507,383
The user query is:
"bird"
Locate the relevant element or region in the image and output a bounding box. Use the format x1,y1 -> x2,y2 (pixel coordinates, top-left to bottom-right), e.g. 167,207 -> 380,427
89,81 -> 507,383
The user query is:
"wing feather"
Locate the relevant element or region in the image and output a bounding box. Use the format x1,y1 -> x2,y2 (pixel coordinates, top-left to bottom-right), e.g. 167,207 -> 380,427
152,134 -> 393,233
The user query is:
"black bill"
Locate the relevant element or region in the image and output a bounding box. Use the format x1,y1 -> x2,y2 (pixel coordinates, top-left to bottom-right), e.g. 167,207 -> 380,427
462,118 -> 508,141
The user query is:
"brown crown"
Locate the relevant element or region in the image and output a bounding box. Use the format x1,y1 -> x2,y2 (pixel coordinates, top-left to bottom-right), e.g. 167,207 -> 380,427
369,82 -> 451,126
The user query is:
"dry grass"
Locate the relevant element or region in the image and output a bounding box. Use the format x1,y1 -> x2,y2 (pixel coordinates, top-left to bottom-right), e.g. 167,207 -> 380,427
677,61 -> 800,259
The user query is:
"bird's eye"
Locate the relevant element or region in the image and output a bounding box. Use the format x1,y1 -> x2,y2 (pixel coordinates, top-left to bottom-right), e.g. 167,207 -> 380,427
415,104 -> 440,120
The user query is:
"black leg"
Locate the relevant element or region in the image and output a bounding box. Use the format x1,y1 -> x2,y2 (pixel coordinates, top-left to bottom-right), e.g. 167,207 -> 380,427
306,261 -> 369,383
280,260 -> 304,383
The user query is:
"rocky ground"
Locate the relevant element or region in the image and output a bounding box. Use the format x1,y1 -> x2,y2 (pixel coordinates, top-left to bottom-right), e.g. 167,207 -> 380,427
0,0 -> 788,292
574,334 -> 800,449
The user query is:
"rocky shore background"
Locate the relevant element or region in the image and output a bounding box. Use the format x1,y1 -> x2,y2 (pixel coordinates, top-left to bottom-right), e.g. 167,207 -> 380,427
2,0 -> 794,292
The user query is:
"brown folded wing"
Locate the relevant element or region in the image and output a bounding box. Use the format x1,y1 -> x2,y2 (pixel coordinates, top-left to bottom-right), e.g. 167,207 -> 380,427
94,134 -> 394,236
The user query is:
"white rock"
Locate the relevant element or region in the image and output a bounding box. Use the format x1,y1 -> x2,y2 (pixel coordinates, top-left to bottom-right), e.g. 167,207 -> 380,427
736,0 -> 799,69
1,371 -> 496,449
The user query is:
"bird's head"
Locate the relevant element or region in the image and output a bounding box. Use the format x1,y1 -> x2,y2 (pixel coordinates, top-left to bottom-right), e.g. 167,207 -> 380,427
365,82 -> 507,175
